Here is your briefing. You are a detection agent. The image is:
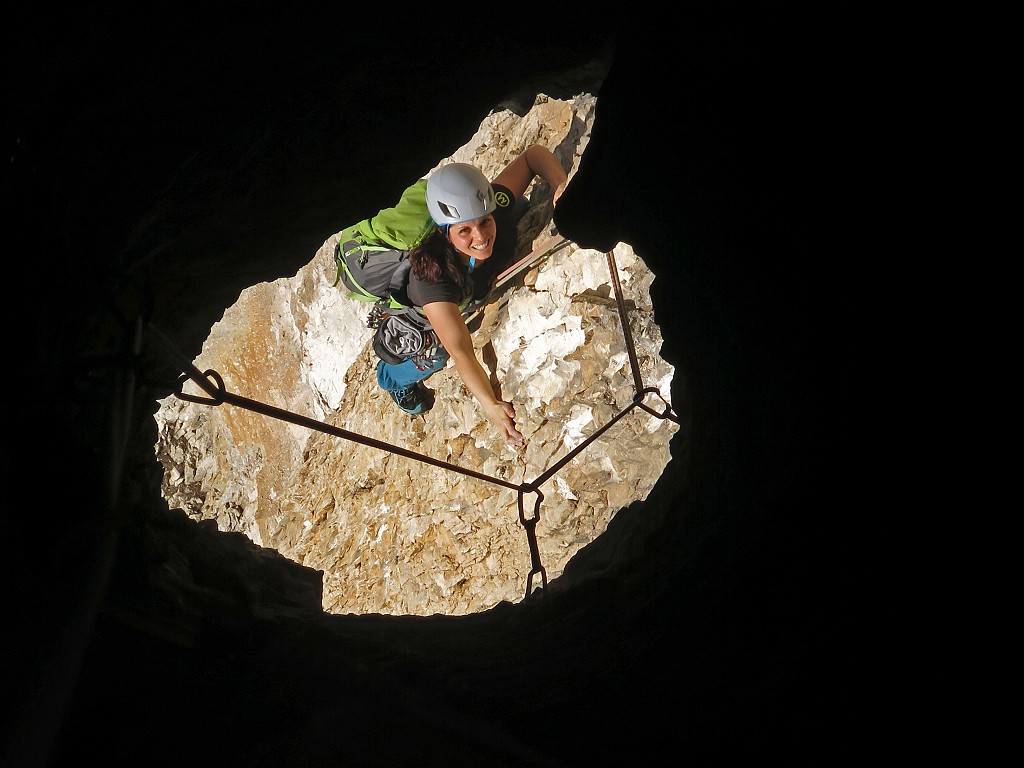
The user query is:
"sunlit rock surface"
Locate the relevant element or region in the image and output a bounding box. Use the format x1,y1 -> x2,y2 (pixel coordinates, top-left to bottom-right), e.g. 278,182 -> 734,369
153,94 -> 680,615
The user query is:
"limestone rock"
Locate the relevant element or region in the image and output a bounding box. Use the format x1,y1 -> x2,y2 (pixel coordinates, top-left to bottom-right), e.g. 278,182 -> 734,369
153,94 -> 680,616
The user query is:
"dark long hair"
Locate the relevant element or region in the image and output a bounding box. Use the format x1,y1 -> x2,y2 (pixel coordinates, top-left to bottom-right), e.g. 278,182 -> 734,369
408,227 -> 468,289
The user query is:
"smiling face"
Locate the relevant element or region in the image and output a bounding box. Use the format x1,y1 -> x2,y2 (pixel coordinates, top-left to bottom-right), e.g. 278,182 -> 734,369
447,214 -> 497,264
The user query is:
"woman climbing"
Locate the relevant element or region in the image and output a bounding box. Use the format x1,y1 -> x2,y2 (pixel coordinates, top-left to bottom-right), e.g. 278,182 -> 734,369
373,145 -> 568,446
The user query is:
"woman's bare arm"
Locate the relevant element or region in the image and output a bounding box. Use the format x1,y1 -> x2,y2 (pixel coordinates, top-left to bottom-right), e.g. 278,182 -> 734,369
491,144 -> 568,204
422,300 -> 523,446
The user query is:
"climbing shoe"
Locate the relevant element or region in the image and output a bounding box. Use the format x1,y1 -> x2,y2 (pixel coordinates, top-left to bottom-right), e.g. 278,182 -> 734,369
387,383 -> 433,415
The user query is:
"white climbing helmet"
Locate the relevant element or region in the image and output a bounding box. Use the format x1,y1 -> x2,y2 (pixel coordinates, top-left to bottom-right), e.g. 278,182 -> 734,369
426,163 -> 496,226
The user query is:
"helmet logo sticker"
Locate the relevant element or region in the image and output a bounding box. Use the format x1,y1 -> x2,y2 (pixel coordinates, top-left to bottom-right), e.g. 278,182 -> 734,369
494,190 -> 511,208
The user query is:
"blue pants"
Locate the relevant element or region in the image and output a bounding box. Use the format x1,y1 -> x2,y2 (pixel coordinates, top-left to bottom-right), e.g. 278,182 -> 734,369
376,348 -> 450,393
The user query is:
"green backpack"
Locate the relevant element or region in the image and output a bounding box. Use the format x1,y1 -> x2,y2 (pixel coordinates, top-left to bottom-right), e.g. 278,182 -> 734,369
333,179 -> 435,310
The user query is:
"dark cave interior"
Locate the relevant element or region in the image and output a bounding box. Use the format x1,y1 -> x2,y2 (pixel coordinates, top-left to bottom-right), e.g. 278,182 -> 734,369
4,6 -> 871,766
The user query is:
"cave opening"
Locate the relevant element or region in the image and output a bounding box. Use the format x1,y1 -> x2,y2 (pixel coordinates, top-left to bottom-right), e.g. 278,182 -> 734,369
148,95 -> 684,617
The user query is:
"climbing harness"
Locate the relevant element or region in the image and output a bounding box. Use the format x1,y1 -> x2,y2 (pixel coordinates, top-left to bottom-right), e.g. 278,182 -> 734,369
151,240 -> 681,599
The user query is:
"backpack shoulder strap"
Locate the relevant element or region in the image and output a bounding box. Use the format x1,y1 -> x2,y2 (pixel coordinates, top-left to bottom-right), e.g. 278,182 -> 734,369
388,259 -> 412,297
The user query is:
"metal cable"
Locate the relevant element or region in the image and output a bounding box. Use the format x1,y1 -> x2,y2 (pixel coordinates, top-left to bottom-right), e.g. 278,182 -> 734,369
152,242 -> 681,598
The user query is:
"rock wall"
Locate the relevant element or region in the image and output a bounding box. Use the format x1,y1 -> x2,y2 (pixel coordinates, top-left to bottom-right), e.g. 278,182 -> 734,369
153,94 -> 680,615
